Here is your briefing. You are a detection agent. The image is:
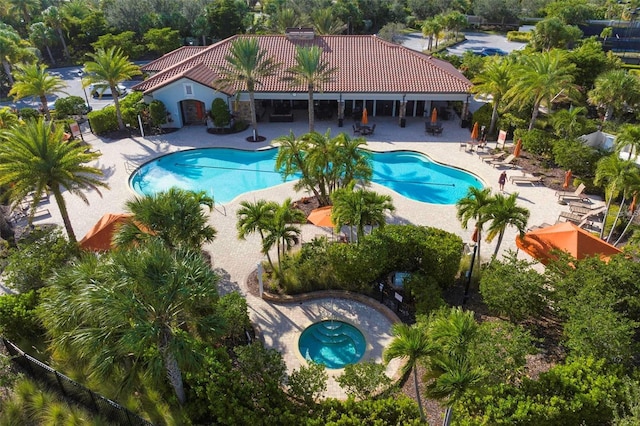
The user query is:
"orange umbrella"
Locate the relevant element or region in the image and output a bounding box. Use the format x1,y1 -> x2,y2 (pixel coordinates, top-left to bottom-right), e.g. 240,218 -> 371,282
79,213 -> 133,251
431,107 -> 438,124
513,138 -> 522,157
361,107 -> 368,125
563,170 -> 572,189
470,122 -> 479,140
516,222 -> 621,265
307,206 -> 334,228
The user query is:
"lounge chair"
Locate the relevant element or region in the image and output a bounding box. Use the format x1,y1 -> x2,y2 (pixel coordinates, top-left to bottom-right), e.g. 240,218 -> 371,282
478,151 -> 506,162
557,205 -> 605,224
490,154 -> 517,168
556,183 -> 588,203
509,175 -> 543,185
569,203 -> 603,215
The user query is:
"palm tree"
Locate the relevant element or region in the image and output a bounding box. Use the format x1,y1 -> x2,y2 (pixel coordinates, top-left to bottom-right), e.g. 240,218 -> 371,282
236,199 -> 278,271
0,106 -> 19,128
332,132 -> 372,191
384,323 -> 432,422
425,307 -> 483,426
331,181 -> 395,243
471,57 -> 512,135
506,50 -> 577,130
215,37 -> 279,141
484,192 -> 530,258
588,69 -> 640,122
0,119 -> 108,243
607,166 -> 640,243
310,8 -> 347,35
615,123 -> 640,161
40,239 -> 221,405
262,198 -> 305,276
9,62 -> 67,120
29,22 -> 56,65
283,45 -> 337,132
83,47 -> 141,130
114,188 -> 216,251
456,187 -> 494,273
0,23 -> 35,86
549,106 -> 588,139
422,18 -> 442,51
594,155 -> 638,239
42,6 -> 70,61
268,8 -> 303,33
8,0 -> 39,25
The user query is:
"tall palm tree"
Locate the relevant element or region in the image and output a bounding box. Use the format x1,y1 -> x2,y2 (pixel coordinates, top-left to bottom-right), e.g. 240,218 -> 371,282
331,181 -> 395,243
588,69 -> 640,122
40,239 -> 222,405
215,37 -> 280,141
425,307 -> 483,426
310,8 -> 347,35
42,6 -> 70,61
268,8 -> 302,33
615,123 -> 640,161
0,119 -> 107,242
456,187 -> 494,272
0,23 -> 35,85
506,50 -> 577,130
606,166 -> 640,243
484,192 -> 530,258
236,199 -> 278,271
29,22 -> 56,65
8,0 -> 39,25
114,188 -> 216,251
384,323 -> 432,422
9,62 -> 67,120
332,132 -> 372,191
83,47 -> 141,130
283,45 -> 337,132
594,155 -> 638,239
262,198 -> 305,275
472,57 -> 512,135
273,131 -> 317,198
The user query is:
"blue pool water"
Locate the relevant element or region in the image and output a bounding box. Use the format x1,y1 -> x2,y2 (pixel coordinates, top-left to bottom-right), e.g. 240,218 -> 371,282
129,148 -> 483,204
298,320 -> 366,369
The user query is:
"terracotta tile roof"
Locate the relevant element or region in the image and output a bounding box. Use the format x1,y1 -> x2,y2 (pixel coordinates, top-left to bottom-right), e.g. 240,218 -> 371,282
133,35 -> 472,95
141,46 -> 208,72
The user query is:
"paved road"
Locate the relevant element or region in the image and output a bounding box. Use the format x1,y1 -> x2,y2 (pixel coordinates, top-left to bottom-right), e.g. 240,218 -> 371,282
402,31 -> 526,56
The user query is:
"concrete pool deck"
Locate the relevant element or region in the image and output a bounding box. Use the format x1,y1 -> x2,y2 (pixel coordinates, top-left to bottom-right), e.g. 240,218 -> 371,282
20,114 -> 569,398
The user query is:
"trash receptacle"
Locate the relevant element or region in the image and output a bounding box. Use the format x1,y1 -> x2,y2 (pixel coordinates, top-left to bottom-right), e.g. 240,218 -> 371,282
400,118 -> 406,128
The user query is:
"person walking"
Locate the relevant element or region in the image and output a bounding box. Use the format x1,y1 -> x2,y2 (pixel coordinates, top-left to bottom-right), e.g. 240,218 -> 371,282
498,171 -> 507,192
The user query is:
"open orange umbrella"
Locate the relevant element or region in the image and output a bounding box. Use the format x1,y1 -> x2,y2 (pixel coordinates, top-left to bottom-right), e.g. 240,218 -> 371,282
470,122 -> 479,140
431,107 -> 438,124
361,107 -> 368,125
563,170 -> 572,189
79,213 -> 133,251
513,138 -> 522,157
308,206 -> 334,228
516,222 -> 621,265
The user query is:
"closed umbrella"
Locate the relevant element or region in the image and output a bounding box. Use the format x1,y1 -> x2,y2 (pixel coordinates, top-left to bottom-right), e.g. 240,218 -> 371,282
431,107 -> 438,124
470,122 -> 479,140
361,107 -> 368,125
563,170 -> 572,189
513,138 -> 522,157
630,193 -> 637,213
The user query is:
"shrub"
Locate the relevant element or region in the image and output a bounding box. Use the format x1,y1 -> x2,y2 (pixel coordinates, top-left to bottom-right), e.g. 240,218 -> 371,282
88,105 -> 118,134
53,96 -> 88,119
210,98 -> 231,128
514,128 -> 555,157
336,361 -> 392,400
553,138 -> 603,177
148,100 -> 167,127
404,272 -> 445,315
471,103 -> 494,135
507,31 -> 531,42
19,108 -> 39,121
0,290 -> 44,344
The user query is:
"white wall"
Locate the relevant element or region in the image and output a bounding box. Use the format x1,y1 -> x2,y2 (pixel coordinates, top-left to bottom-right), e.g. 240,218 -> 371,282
149,79 -> 225,127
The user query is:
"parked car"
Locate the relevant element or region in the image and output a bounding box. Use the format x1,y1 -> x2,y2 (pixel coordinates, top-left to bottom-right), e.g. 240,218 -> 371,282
88,83 -> 127,98
467,47 -> 508,57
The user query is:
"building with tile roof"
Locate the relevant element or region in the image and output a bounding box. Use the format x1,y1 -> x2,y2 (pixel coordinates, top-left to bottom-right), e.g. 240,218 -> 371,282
133,30 -> 473,129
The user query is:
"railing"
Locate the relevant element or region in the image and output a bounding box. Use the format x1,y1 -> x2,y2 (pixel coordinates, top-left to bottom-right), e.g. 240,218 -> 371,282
371,281 -> 416,324
1,337 -> 154,426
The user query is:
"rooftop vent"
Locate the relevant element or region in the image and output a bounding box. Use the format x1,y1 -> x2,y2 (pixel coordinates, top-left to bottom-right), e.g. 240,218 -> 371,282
285,27 -> 315,40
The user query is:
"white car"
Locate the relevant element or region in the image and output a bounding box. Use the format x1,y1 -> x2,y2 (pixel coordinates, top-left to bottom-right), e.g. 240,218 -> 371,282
89,83 -> 127,98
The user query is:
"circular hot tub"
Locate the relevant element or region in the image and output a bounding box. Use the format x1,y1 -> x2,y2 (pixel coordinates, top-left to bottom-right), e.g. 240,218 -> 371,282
298,320 -> 366,369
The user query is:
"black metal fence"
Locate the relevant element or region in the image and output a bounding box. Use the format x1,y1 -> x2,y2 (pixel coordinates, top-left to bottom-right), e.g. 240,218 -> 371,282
371,281 -> 416,324
1,337 -> 154,426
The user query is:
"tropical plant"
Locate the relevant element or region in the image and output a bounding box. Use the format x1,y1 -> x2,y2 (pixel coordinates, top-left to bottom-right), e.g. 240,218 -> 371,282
384,323 -> 432,422
29,22 -> 56,64
262,198 -> 305,278
114,188 -> 216,251
42,6 -> 70,60
336,361 -> 392,400
0,106 -> 19,128
484,192 -> 530,257
422,16 -> 443,50
615,123 -> 640,161
607,167 -> 640,243
594,155 -> 638,239
287,362 -> 328,405
588,69 -> 640,122
471,57 -> 512,135
0,23 -> 36,85
83,47 -> 141,130
215,37 -> 279,141
550,106 -> 589,139
456,187 -> 494,273
8,62 -> 67,120
506,50 -> 577,130
236,198 -> 278,270
0,119 -> 107,242
331,181 -> 395,243
283,45 -> 337,133
310,8 -> 347,35
39,239 -> 222,405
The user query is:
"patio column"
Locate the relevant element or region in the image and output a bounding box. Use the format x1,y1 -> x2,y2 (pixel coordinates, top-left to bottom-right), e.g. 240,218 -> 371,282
399,95 -> 407,127
338,95 -> 344,127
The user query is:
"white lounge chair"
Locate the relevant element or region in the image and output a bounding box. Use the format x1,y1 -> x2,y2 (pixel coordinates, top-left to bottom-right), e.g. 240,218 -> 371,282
509,175 -> 542,185
490,154 -> 517,168
556,183 -> 588,203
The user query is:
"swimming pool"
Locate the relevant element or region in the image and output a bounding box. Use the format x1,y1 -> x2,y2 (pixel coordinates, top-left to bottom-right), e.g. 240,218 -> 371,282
298,320 -> 366,369
129,148 -> 483,204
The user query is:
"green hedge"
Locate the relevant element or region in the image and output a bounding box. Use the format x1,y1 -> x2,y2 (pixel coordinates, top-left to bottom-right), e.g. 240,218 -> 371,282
513,128 -> 555,157
88,106 -> 118,134
507,31 -> 531,43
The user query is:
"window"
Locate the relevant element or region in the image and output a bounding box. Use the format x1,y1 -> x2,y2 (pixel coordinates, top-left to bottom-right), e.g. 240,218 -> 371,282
184,84 -> 193,96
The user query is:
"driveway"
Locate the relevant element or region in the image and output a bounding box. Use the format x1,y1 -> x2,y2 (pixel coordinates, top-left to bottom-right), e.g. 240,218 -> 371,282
402,31 -> 526,56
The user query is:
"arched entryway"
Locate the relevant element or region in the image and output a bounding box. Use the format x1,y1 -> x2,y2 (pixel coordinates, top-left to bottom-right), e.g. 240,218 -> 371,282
180,99 -> 206,125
